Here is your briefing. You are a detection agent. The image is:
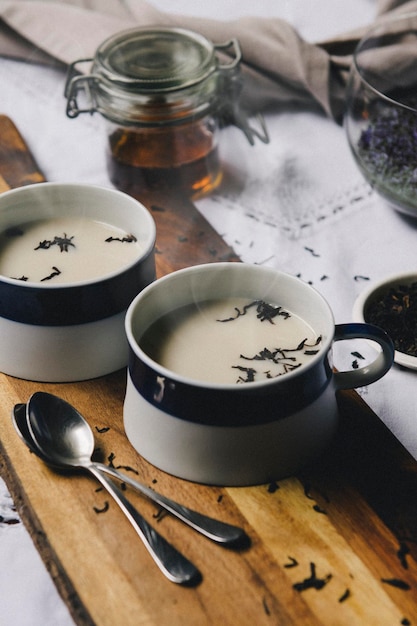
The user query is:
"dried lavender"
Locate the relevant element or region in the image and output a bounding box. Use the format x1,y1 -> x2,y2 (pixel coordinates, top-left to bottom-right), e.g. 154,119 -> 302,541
357,99 -> 417,207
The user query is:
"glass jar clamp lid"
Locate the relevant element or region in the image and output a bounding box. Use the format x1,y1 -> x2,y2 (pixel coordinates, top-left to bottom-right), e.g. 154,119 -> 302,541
64,27 -> 269,196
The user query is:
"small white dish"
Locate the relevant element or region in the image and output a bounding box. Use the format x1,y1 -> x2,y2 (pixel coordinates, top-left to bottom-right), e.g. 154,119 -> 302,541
353,271 -> 417,370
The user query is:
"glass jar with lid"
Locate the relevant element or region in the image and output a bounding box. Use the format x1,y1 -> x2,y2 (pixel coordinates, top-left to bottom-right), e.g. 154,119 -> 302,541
64,27 -> 269,199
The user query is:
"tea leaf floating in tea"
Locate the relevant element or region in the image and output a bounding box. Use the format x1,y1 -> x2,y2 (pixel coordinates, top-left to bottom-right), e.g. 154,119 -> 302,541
141,298 -> 322,385
105,233 -> 137,244
217,299 -> 290,323
0,217 -> 141,284
35,233 -> 75,252
40,266 -> 61,282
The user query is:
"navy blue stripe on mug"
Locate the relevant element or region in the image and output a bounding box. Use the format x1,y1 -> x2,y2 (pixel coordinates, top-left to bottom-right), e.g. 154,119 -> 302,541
0,251 -> 155,326
128,348 -> 333,427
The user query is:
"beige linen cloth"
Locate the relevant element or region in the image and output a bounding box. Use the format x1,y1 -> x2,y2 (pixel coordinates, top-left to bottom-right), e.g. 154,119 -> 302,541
0,0 -> 415,122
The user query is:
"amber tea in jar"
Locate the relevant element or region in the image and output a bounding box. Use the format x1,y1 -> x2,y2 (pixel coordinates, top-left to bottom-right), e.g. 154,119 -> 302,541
65,27 -> 268,199
107,116 -> 221,198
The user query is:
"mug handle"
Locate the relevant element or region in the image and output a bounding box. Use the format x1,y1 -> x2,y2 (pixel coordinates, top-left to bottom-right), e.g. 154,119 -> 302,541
333,323 -> 394,390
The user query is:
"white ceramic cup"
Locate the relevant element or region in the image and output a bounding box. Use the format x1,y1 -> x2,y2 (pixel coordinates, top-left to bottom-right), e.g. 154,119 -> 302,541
124,263 -> 394,486
0,182 -> 156,382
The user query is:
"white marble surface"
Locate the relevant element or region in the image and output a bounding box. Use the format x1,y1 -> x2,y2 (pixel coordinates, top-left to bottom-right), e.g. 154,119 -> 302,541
3,1 -> 414,624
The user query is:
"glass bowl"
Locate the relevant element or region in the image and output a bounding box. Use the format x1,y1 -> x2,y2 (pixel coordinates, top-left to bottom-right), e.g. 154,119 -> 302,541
345,12 -> 417,217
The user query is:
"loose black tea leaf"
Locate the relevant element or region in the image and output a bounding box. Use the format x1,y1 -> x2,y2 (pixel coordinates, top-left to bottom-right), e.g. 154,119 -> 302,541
95,426 -> 110,433
105,233 -> 137,243
293,562 -> 332,592
235,334 -> 322,384
240,347 -> 296,364
106,451 -> 139,475
232,365 -> 257,383
262,597 -> 271,616
35,239 -> 54,250
93,501 -> 109,514
381,577 -> 411,590
304,246 -> 320,257
283,556 -> 299,569
313,504 -> 327,515
338,589 -> 350,603
115,464 -> 139,475
35,233 -> 75,252
107,452 -> 116,467
0,515 -> 20,525
153,508 -> 168,522
217,300 -> 290,324
55,234 -> 75,252
366,282 -> 417,356
40,266 -> 61,281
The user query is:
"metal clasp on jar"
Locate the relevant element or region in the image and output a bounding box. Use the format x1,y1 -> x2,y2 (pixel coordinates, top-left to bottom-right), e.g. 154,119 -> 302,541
64,59 -> 98,118
64,38 -> 269,146
214,40 -> 269,145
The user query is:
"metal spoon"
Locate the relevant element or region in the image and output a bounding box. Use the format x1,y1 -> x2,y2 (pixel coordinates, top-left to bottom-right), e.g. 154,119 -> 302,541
18,395 -> 247,546
23,394 -> 201,585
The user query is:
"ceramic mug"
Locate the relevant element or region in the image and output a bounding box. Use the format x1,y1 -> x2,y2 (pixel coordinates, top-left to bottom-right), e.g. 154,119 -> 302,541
124,263 -> 394,486
0,182 -> 156,382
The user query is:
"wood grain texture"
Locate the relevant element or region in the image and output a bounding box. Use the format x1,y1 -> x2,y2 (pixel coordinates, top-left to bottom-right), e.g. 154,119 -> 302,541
137,189 -> 240,277
0,116 -> 416,626
0,115 -> 45,189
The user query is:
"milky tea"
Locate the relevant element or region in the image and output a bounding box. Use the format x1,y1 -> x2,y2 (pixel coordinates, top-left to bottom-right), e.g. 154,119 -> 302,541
140,297 -> 322,385
0,217 -> 142,284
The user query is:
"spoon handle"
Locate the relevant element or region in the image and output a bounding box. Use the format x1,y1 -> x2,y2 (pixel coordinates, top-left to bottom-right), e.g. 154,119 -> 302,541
88,465 -> 201,585
95,462 -> 248,546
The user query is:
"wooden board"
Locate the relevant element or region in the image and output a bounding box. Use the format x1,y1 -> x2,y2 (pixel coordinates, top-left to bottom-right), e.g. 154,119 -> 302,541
0,115 -> 417,625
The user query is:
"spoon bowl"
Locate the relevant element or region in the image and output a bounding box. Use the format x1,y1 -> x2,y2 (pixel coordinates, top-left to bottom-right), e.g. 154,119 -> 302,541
27,393 -> 96,467
13,403 -> 81,474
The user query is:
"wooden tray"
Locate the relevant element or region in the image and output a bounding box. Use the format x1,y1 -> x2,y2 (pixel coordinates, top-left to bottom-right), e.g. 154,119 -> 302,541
0,115 -> 417,626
